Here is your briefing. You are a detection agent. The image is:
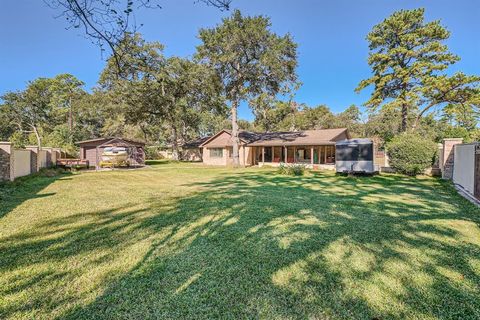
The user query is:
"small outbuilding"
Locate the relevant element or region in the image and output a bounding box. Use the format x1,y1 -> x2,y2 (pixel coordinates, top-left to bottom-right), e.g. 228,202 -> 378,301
335,139 -> 375,173
77,137 -> 146,168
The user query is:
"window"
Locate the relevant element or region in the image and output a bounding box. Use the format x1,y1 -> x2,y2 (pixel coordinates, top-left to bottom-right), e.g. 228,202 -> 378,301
209,148 -> 223,158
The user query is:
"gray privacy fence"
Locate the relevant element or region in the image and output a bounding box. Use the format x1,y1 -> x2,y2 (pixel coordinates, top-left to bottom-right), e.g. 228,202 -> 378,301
0,142 -> 61,181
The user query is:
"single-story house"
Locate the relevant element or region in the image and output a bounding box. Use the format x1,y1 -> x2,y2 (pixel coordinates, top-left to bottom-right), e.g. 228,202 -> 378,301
199,128 -> 350,168
180,136 -> 211,161
77,137 -> 145,167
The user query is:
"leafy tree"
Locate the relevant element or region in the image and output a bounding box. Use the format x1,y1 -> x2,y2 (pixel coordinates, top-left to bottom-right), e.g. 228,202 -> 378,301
356,8 -> 480,132
2,78 -> 55,149
50,74 -> 85,133
196,10 -> 298,166
335,105 -> 364,136
251,98 -> 298,132
100,33 -> 225,159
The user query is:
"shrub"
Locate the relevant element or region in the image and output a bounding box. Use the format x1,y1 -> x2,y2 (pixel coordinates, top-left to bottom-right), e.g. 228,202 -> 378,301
145,146 -> 163,160
277,163 -> 288,175
277,163 -> 306,176
386,133 -> 437,176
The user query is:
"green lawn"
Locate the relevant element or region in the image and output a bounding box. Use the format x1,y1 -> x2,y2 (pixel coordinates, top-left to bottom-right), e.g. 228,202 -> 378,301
0,162 -> 479,319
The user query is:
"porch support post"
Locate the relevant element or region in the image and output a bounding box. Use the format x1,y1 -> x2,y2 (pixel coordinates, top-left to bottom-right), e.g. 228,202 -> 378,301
262,146 -> 265,164
293,146 -> 296,163
284,146 -> 287,163
311,147 -> 314,165
324,146 -> 327,164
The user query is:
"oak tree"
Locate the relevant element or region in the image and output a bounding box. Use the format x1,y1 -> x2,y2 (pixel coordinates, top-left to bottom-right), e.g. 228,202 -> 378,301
196,10 -> 298,166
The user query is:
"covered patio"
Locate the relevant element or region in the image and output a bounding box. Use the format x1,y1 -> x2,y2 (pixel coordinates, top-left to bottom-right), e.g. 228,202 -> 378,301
252,145 -> 336,168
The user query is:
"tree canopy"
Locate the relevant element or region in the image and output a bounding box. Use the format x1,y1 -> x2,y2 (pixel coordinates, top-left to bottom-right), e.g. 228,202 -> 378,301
356,8 -> 480,132
196,9 -> 298,166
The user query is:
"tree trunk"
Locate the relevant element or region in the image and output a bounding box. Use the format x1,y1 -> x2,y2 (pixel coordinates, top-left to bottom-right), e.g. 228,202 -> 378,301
32,125 -> 42,150
231,99 -> 240,167
171,125 -> 179,161
401,103 -> 408,132
68,97 -> 73,132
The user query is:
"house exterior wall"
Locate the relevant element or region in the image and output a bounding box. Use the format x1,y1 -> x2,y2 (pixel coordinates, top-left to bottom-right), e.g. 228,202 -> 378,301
453,144 -> 475,195
182,148 -> 202,162
202,145 -> 253,166
203,146 -> 228,166
202,131 -> 232,148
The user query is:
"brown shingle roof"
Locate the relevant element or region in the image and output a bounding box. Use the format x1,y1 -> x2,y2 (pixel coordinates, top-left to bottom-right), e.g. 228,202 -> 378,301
247,128 -> 349,146
200,128 -> 349,148
182,136 -> 211,148
76,137 -> 145,146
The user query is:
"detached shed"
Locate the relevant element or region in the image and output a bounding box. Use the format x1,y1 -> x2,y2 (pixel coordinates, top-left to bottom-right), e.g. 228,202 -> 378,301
77,137 -> 145,168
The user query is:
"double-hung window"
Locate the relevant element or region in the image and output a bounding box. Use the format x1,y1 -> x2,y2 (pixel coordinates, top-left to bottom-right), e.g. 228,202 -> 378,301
210,148 -> 223,158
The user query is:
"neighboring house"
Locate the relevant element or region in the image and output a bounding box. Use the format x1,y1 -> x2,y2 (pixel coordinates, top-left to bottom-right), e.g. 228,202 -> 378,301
181,136 -> 211,162
77,137 -> 146,167
199,128 -> 350,167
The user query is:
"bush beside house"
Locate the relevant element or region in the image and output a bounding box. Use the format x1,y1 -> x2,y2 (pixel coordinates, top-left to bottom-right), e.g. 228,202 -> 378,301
386,133 -> 437,176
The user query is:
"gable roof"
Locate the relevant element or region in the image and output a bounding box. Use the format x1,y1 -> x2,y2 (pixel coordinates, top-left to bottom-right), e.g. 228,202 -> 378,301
200,128 -> 350,148
199,129 -> 260,147
247,128 -> 349,146
76,137 -> 145,146
182,136 -> 212,149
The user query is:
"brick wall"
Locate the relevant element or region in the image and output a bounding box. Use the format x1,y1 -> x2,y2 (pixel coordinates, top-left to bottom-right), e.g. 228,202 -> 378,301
30,152 -> 38,173
0,148 -> 11,181
442,138 -> 463,180
0,142 -> 14,181
26,146 -> 39,173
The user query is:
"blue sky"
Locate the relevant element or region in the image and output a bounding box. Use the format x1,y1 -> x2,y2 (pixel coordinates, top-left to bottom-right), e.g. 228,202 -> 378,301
1,0 -> 479,120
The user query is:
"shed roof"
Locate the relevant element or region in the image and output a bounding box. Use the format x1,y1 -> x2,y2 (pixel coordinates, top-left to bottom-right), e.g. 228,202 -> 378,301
76,137 -> 145,147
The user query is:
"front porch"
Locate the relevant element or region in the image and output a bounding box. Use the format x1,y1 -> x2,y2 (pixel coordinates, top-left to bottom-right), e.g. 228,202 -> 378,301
252,145 -> 336,169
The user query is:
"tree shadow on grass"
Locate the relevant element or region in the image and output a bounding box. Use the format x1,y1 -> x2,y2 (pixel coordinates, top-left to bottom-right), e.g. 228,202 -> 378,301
1,171 -> 479,319
0,172 -> 72,219
58,172 -> 480,319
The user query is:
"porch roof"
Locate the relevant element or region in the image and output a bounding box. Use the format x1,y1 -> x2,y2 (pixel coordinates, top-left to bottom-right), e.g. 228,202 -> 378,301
200,128 -> 349,148
246,128 -> 348,147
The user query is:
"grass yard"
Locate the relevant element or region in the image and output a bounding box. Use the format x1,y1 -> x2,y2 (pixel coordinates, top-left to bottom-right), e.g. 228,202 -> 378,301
0,162 -> 479,319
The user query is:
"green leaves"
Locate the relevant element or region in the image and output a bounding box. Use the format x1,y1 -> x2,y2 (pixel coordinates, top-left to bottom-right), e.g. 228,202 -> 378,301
357,8 -> 478,132
196,9 -> 298,102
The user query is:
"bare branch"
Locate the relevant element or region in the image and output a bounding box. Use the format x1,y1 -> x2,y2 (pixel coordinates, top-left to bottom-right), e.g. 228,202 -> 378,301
44,0 -> 232,76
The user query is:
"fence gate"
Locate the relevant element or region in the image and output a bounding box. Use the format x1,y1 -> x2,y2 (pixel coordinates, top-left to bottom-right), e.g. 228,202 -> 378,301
475,145 -> 480,200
